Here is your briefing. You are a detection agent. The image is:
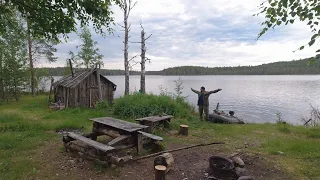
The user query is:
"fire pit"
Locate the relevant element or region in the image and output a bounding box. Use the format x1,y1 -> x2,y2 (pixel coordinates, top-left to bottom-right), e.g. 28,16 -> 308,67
207,156 -> 235,180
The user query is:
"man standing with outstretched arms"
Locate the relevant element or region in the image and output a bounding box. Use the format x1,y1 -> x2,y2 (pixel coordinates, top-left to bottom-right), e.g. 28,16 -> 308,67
191,86 -> 222,121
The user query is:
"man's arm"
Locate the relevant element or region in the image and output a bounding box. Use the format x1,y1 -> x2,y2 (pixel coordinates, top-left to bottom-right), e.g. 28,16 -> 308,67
191,88 -> 200,94
208,88 -> 222,94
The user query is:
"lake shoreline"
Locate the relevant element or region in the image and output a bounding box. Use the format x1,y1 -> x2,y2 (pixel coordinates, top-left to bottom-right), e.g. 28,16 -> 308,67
46,75 -> 320,124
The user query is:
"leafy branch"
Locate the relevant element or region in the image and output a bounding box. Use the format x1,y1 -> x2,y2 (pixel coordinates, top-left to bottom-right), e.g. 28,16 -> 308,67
255,0 -> 320,54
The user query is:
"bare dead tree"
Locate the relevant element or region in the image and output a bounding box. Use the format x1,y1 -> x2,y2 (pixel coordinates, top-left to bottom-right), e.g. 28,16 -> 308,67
118,0 -> 137,95
139,21 -> 152,93
130,21 -> 152,93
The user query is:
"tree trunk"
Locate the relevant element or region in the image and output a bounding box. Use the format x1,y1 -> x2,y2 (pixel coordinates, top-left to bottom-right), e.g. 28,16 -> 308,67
27,21 -> 35,97
140,29 -> 146,93
124,1 -> 130,95
0,52 -> 3,101
13,76 -> 18,101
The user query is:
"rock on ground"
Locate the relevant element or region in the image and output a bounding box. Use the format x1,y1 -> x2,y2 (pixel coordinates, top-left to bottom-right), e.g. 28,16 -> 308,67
235,167 -> 249,177
238,176 -> 254,180
232,156 -> 245,168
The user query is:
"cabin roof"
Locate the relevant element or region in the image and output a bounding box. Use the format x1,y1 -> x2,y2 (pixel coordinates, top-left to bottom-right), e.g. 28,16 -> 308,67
52,68 -> 116,88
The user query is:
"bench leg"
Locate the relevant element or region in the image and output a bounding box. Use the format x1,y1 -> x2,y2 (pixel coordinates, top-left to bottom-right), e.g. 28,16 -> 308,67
137,133 -> 143,154
164,119 -> 171,128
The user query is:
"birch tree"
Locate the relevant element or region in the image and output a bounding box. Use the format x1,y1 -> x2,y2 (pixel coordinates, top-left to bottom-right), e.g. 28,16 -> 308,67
73,27 -> 104,69
119,0 -> 137,95
0,12 -> 28,101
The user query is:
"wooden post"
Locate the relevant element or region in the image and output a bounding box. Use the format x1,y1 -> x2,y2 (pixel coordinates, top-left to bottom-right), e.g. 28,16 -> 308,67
137,133 -> 143,154
69,59 -> 74,77
96,67 -> 103,101
179,125 -> 188,136
155,165 -> 166,180
154,153 -> 174,173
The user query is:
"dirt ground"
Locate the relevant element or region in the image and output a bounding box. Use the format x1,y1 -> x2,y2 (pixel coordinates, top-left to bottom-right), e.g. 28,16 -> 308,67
26,139 -> 291,180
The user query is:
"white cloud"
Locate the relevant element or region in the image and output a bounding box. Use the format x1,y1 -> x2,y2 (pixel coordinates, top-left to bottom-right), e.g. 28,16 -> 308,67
46,0 -> 317,71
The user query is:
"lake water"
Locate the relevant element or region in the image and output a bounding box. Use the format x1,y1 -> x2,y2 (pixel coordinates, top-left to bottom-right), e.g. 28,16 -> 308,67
49,75 -> 320,125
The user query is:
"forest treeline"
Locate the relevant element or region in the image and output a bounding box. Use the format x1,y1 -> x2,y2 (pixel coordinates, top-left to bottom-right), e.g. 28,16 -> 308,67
40,57 -> 320,76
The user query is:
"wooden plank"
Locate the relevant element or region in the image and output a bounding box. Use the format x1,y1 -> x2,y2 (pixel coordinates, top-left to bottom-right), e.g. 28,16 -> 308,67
67,132 -> 115,152
136,115 -> 173,122
66,88 -> 69,107
89,117 -> 148,133
96,69 -> 103,101
138,131 -> 163,141
107,135 -> 131,146
137,133 -> 143,154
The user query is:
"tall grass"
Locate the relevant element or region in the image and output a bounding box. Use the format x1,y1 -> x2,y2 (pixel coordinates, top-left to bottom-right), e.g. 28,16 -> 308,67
113,93 -> 194,119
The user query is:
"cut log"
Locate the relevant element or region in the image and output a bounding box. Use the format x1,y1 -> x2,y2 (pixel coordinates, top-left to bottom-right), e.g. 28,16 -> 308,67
64,141 -> 131,165
155,165 -> 166,180
154,153 -> 174,173
179,125 -> 189,136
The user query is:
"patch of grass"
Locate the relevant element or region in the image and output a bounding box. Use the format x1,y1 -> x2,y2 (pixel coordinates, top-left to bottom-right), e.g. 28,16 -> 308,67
262,138 -> 320,177
113,93 -> 194,118
277,123 -> 291,134
0,95 -> 320,179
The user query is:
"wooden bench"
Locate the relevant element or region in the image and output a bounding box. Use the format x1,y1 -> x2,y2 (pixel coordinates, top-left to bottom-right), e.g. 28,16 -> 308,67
67,132 -> 115,152
138,131 -> 163,141
136,115 -> 173,133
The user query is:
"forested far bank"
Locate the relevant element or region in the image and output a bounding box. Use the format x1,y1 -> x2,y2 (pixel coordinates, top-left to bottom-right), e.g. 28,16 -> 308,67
39,57 -> 320,76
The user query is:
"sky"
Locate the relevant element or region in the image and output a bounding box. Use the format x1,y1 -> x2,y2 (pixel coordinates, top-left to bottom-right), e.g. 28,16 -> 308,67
41,0 -> 318,71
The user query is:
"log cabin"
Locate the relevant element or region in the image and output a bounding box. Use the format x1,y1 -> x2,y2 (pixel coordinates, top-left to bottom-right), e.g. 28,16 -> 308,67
52,68 -> 117,108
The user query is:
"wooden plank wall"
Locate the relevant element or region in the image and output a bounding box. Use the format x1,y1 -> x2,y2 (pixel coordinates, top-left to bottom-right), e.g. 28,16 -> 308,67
53,72 -> 115,108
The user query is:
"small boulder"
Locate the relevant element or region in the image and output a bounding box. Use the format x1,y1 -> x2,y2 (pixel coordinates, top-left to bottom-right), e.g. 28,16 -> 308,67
235,167 -> 249,177
229,152 -> 239,158
238,176 -> 254,180
232,156 -> 245,168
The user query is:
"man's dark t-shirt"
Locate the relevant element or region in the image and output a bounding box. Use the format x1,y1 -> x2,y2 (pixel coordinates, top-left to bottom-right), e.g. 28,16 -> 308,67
198,93 -> 204,105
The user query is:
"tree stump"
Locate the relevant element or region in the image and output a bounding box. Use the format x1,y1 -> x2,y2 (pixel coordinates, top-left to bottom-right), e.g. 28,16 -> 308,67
155,165 -> 166,180
154,153 -> 174,173
179,125 -> 189,136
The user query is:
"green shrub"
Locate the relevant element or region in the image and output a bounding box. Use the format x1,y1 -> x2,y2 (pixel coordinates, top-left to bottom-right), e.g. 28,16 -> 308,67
113,93 -> 194,118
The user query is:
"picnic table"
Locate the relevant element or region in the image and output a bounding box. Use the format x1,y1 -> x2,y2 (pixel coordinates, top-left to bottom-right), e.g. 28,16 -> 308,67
136,115 -> 173,133
63,117 -> 164,157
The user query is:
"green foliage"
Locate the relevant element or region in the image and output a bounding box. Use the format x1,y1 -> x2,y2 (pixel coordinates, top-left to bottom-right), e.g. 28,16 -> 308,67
255,0 -> 320,55
95,100 -> 111,111
0,12 -> 28,102
0,0 -> 121,41
113,93 -> 193,118
72,27 -> 104,69
173,77 -> 187,100
31,38 -> 57,63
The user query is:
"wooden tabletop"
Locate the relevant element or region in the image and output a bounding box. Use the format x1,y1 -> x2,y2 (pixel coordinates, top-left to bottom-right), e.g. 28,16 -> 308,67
136,115 -> 173,122
90,117 -> 148,133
